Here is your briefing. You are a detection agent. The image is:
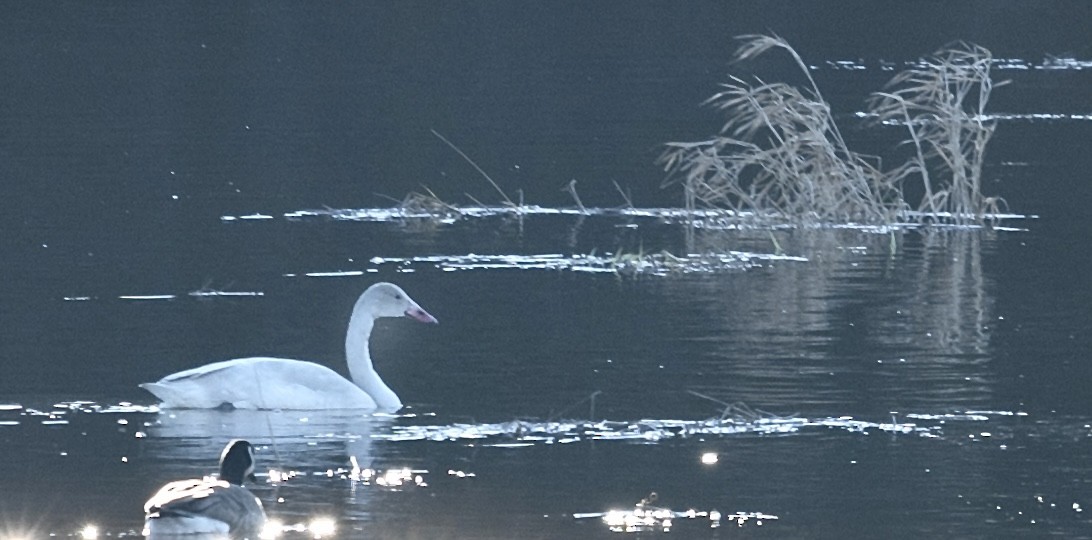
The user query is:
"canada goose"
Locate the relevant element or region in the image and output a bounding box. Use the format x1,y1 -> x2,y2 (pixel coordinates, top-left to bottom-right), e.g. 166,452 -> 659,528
143,440 -> 266,539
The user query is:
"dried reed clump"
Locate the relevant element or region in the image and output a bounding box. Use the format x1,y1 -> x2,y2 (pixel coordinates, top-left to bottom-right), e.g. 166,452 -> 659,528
399,186 -> 462,219
660,34 -> 1007,227
870,42 -> 1009,224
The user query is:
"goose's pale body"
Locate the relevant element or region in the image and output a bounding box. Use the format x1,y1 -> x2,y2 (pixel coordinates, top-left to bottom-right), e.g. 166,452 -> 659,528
143,479 -> 265,537
141,283 -> 437,410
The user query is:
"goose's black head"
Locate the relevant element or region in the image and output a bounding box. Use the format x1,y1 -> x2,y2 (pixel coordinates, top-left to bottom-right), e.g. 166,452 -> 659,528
219,439 -> 257,486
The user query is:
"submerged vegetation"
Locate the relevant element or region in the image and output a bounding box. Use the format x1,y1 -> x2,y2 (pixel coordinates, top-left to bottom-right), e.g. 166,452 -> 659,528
660,34 -> 1009,227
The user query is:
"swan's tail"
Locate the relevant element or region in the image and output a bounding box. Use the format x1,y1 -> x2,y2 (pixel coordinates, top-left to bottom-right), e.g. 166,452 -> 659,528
140,382 -> 187,408
140,382 -> 252,409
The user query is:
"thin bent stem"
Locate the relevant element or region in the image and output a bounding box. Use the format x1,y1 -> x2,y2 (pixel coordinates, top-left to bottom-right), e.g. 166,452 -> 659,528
431,129 -> 515,207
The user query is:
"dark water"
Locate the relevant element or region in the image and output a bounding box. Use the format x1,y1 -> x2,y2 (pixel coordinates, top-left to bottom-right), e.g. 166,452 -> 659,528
3,2 -> 1092,539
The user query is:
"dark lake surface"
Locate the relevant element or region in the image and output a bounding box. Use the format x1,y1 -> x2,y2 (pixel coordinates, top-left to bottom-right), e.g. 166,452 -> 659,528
3,2 -> 1092,539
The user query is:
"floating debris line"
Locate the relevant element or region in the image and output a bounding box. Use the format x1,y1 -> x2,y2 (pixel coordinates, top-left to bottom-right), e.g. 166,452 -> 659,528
233,204 -> 1037,224
374,415 -> 940,445
574,492 -> 777,533
287,250 -> 808,278
188,289 -> 265,298
6,402 -> 1035,448
818,55 -> 1092,72
369,251 -> 807,275
856,110 -> 1092,124
225,204 -> 1032,233
239,205 -> 737,224
63,290 -> 264,303
118,294 -> 177,301
572,493 -> 777,534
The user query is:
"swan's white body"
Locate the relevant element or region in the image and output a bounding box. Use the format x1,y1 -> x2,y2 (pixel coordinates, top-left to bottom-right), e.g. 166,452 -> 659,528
141,283 -> 437,410
144,440 -> 266,539
140,357 -> 385,410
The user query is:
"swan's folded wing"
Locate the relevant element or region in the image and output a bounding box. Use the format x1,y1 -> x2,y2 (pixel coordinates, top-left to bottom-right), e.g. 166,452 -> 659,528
157,358 -> 260,383
142,357 -> 379,409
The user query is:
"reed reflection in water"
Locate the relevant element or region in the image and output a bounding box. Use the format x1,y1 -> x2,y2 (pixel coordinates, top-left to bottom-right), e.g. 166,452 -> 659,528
677,227 -> 999,415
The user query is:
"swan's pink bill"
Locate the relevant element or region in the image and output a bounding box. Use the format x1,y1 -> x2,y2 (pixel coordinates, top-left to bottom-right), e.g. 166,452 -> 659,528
406,306 -> 438,324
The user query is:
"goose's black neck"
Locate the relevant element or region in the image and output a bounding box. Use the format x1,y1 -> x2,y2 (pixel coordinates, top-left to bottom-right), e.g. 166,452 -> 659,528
219,440 -> 255,486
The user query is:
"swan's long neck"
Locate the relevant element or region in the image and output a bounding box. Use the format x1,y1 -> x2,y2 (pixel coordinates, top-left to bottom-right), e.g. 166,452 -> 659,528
345,312 -> 403,409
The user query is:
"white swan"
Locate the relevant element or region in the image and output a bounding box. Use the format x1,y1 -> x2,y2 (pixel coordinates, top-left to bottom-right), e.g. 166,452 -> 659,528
143,439 -> 266,539
140,282 -> 437,410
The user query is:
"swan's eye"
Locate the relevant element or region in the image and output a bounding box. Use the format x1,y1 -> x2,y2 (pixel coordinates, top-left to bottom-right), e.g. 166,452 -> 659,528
394,294 -> 403,300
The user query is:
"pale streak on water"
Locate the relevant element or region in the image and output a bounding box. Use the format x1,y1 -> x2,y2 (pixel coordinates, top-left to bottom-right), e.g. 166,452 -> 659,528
820,55 -> 1092,72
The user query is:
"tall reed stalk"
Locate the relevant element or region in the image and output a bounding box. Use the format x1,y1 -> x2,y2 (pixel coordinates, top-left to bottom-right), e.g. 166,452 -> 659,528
870,42 -> 1009,224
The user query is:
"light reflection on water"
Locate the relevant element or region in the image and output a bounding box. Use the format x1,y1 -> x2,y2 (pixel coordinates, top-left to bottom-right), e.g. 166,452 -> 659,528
229,204 -> 1033,229
364,251 -> 807,276
378,414 -> 945,444
819,55 -> 1092,72
573,491 -> 776,534
1,398 -> 1089,538
0,400 -> 1037,445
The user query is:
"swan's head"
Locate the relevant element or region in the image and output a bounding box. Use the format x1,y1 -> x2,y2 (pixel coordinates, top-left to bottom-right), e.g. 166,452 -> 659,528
359,282 -> 438,324
219,439 -> 257,486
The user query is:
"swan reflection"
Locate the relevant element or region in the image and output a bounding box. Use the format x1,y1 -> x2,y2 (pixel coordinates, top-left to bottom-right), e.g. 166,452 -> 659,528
146,408 -> 392,467
145,409 -> 391,492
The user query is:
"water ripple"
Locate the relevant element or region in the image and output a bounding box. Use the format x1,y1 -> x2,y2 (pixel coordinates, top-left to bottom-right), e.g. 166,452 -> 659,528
376,415 -> 941,445
238,205 -> 735,223
574,492 -> 776,533
365,251 -> 807,275
818,56 -> 1092,72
